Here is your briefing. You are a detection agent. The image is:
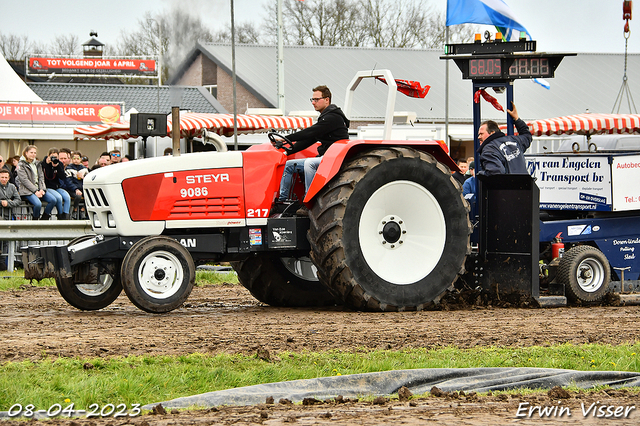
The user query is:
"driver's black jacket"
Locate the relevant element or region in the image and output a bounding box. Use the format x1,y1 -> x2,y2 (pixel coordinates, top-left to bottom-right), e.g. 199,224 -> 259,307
477,118 -> 532,175
286,104 -> 350,156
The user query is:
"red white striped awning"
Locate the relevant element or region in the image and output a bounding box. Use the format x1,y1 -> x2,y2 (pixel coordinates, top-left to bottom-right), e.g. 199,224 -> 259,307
523,113 -> 640,137
74,113 -> 314,140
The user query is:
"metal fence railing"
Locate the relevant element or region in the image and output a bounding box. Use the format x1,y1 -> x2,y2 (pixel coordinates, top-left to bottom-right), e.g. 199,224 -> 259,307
0,202 -> 93,271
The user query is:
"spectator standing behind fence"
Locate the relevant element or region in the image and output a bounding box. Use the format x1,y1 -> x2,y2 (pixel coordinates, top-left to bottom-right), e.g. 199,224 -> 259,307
17,145 -> 58,220
42,148 -> 71,220
63,151 -> 89,219
0,169 -> 20,219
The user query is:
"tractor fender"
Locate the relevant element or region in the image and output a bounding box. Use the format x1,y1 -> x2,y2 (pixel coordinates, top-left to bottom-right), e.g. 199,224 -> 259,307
304,139 -> 457,203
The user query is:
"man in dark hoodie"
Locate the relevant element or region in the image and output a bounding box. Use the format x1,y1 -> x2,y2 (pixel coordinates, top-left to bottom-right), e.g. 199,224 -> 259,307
274,85 -> 350,209
477,102 -> 531,176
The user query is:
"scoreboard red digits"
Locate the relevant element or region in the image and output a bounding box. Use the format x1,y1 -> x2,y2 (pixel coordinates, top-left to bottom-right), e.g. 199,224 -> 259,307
469,58 -> 502,78
452,53 -> 563,80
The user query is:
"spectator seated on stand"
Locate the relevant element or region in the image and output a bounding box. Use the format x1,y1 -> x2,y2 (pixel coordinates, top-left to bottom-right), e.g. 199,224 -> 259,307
17,145 -> 58,220
0,155 -> 16,187
0,169 -> 20,219
109,149 -> 121,164
42,147 -> 71,220
62,151 -> 89,219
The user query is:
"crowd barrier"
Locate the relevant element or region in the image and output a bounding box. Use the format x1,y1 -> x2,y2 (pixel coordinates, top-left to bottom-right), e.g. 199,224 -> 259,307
0,202 -> 93,272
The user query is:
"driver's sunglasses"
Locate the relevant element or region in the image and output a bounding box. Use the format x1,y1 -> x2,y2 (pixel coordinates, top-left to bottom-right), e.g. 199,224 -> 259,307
310,97 -> 327,103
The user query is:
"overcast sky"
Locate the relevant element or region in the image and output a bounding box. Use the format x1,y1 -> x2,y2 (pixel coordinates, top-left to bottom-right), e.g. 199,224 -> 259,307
0,0 -> 637,54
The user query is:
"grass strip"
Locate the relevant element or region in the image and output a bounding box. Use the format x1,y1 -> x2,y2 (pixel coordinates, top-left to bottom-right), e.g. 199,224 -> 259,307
0,269 -> 238,291
1,343 -> 639,411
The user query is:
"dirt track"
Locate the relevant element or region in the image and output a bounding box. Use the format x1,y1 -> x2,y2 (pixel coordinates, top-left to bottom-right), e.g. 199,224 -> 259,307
2,283 -> 640,425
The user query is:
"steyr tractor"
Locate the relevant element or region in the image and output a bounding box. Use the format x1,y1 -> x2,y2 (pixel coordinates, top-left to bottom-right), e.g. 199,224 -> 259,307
23,70 -> 472,313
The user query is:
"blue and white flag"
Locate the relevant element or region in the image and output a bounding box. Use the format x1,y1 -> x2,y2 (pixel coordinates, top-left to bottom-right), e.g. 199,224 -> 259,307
446,0 -> 530,39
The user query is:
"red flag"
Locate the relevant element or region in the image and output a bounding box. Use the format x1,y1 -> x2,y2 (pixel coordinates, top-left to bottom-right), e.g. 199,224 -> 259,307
474,89 -> 504,112
375,77 -> 431,98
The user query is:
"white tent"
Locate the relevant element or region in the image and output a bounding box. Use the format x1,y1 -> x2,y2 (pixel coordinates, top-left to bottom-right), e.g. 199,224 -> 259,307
0,51 -> 42,102
0,51 -> 73,149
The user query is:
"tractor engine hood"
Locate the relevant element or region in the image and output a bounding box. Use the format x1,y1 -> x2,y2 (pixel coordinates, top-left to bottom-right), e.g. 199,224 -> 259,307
83,151 -> 244,236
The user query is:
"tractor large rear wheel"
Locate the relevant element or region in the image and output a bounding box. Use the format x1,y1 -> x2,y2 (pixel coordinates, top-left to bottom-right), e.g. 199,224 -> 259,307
232,256 -> 336,307
308,147 -> 471,311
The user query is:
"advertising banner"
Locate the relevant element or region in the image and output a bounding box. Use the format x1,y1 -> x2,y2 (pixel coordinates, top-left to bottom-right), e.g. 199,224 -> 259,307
526,155 -> 612,211
611,154 -> 640,211
0,102 -> 123,125
27,57 -> 156,76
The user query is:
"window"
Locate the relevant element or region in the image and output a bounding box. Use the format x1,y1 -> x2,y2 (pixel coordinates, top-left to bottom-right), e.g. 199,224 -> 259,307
203,85 -> 217,98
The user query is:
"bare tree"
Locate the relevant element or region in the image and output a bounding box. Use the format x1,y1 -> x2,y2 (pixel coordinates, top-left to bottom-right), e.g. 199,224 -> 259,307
426,12 -> 479,48
116,9 -> 216,82
263,0 -> 476,49
213,22 -> 262,44
0,32 -> 35,60
50,34 -> 80,56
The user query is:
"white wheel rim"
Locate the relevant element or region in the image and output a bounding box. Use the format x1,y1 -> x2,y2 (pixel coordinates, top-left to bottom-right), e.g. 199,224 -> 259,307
281,257 -> 319,281
76,274 -> 113,297
358,180 -> 446,284
137,250 -> 184,299
576,257 -> 605,293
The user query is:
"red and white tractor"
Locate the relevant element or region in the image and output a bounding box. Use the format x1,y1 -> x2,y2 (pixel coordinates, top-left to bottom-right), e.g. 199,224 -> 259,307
23,70 -> 471,313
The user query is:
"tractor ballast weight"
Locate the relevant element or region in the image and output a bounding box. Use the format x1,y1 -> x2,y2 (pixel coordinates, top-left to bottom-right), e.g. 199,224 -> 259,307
476,174 -> 540,298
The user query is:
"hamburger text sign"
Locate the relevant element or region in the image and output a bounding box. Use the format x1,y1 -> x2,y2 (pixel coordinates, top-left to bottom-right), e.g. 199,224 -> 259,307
0,103 -> 122,124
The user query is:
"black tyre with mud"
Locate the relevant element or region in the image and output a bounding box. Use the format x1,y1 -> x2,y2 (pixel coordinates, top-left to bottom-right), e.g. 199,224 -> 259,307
55,265 -> 122,311
55,236 -> 122,311
557,245 -> 611,303
308,147 -> 471,311
232,256 -> 336,307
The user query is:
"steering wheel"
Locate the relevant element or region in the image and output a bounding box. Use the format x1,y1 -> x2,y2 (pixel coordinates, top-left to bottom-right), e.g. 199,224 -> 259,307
268,131 -> 294,152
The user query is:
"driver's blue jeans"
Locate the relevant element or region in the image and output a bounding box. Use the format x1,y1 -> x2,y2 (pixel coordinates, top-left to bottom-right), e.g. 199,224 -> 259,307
278,159 -> 306,201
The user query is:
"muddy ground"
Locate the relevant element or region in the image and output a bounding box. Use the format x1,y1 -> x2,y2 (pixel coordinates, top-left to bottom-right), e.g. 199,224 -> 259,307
2,283 -> 640,425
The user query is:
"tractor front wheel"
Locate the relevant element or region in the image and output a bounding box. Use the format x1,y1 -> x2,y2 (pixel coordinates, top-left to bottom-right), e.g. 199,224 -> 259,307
56,265 -> 122,311
121,236 -> 195,313
55,236 -> 122,311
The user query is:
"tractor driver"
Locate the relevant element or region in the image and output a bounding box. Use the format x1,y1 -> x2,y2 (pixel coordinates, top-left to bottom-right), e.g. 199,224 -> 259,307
477,102 -> 532,175
272,85 -> 350,215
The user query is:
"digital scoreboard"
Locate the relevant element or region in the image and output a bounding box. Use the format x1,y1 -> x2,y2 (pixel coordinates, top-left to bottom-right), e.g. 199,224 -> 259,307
441,39 -> 574,81
455,54 -> 565,80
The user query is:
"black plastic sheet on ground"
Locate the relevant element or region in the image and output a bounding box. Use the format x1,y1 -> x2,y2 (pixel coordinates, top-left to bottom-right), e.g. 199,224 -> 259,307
142,367 -> 640,410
